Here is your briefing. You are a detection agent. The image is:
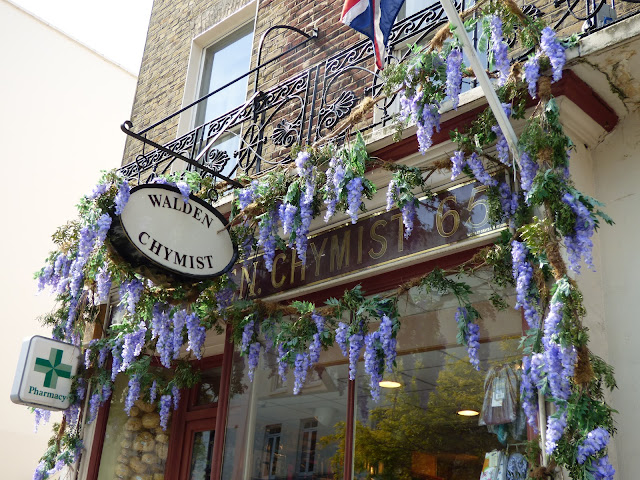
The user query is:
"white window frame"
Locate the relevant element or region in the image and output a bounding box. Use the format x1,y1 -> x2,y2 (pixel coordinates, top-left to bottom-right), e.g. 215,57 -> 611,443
177,1 -> 257,138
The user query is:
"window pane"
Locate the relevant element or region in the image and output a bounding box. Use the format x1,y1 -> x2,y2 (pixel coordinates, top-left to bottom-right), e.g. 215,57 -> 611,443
97,375 -> 171,480
195,367 -> 222,406
220,348 -> 348,479
195,24 -> 253,126
353,272 -> 525,479
189,430 -> 215,480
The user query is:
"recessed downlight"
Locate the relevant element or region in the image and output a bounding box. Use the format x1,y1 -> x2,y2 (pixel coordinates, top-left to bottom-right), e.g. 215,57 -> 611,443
456,409 -> 480,416
379,380 -> 402,389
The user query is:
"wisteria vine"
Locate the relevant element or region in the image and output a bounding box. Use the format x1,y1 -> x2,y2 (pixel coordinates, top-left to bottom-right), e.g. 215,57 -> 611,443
29,4 -> 618,480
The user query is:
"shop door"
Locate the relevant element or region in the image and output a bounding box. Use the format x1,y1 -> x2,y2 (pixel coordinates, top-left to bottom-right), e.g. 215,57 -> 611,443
166,359 -> 223,480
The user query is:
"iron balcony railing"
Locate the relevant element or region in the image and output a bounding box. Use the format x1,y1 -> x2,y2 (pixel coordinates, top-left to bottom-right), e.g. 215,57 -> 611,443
119,0 -> 639,187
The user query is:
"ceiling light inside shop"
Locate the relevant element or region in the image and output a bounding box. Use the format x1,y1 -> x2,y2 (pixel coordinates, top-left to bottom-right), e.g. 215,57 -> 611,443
456,409 -> 480,416
379,380 -> 402,388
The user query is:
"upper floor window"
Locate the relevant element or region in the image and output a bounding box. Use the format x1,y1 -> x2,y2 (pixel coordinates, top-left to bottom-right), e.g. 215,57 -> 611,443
194,23 -> 254,127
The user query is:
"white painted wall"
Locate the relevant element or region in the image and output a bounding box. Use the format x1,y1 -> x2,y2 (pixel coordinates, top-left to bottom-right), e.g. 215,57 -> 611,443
591,111 -> 640,479
0,1 -> 137,478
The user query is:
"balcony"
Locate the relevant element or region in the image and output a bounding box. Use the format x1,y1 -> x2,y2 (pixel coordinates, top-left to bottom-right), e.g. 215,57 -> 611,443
118,0 -> 640,186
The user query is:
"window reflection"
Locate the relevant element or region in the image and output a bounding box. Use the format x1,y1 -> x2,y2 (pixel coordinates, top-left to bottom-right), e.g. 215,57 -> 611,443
189,430 -> 215,480
348,276 -> 524,480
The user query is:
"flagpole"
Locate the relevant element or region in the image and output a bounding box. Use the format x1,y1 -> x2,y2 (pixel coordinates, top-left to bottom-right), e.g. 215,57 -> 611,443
438,0 -> 520,165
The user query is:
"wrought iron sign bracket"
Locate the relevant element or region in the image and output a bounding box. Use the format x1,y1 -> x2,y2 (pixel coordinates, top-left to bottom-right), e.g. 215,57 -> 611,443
120,121 -> 244,188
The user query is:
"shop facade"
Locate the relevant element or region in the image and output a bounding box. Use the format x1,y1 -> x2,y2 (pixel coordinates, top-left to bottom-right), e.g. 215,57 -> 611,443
56,0 -> 640,479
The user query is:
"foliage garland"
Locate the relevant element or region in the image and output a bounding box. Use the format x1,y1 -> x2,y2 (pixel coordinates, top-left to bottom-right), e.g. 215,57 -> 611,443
30,4 -> 617,480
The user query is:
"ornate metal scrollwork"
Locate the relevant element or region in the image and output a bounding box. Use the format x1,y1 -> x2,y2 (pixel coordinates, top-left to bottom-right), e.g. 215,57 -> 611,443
202,148 -> 231,174
272,118 -> 301,147
318,90 -> 357,132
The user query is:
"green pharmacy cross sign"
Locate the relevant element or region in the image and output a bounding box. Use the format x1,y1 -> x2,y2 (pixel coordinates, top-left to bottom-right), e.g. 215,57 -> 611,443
11,336 -> 80,411
34,348 -> 72,389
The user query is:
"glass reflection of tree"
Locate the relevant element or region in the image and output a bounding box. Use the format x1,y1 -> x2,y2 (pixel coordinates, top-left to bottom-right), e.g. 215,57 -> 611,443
320,358 -> 504,480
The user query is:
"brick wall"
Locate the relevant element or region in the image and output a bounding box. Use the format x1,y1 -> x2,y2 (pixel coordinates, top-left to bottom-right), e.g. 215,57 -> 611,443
122,0 -> 254,167
122,0 -> 640,174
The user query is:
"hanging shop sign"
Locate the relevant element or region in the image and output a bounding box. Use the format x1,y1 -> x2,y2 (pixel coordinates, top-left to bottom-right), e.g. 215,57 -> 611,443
231,180 -> 501,297
11,336 -> 80,411
109,184 -> 238,281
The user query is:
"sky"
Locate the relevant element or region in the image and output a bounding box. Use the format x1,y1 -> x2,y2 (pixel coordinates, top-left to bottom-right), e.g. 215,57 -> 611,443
10,0 -> 154,73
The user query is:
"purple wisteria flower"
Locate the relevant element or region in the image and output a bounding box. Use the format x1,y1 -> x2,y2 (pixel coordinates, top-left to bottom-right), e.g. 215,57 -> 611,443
588,455 -> 615,480
258,211 -> 278,272
524,55 -> 540,98
111,339 -> 123,381
324,156 -> 345,222
76,378 -> 86,401
88,182 -> 109,200
348,332 -> 365,380
446,47 -> 463,109
417,104 -> 441,154
172,310 -> 187,359
467,153 -> 497,186
401,201 -> 417,239
121,322 -> 147,371
88,391 -> 101,423
309,313 -> 325,365
455,308 -> 480,370
114,180 -> 130,216
498,182 -> 518,219
237,180 -> 258,210
247,342 -> 261,381
176,181 -> 191,204
562,193 -> 595,273
171,385 -> 181,410
241,319 -> 256,354
151,304 -> 173,368
386,179 -> 399,212
451,150 -> 466,180
293,352 -> 310,394
125,375 -> 141,415
490,15 -> 510,86
346,177 -> 364,224
96,264 -> 111,304
519,152 -> 539,194
159,394 -> 172,430
335,322 -> 349,357
577,427 -> 610,464
540,27 -> 565,82
186,312 -> 206,359
33,408 -> 51,433
149,380 -> 158,403
277,343 -> 289,383
378,315 -> 397,372
280,203 -> 297,236
520,356 -> 539,432
46,460 -> 66,477
64,403 -> 80,429
94,214 -> 112,249
215,286 -> 235,310
33,461 -> 47,480
296,183 -> 315,264
492,126 -> 510,165
545,410 -> 567,455
364,332 -> 382,402
102,382 -> 112,402
511,240 -> 540,329
119,279 -> 144,316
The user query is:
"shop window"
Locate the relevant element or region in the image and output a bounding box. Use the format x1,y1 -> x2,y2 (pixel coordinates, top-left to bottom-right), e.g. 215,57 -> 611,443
220,349 -> 348,479
350,274 -> 524,479
95,375 -> 171,480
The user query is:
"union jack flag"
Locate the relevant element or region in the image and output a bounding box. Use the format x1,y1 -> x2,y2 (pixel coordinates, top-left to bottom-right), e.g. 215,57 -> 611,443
341,0 -> 405,69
